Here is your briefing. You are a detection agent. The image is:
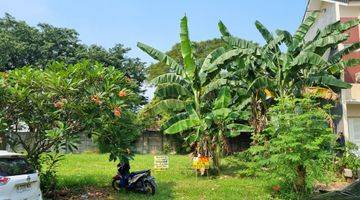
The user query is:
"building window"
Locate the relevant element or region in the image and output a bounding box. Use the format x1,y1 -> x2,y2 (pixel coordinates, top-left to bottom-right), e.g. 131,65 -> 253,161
348,118 -> 360,143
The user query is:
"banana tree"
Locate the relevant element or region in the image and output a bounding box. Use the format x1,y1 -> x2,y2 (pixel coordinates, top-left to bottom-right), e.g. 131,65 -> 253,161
138,16 -> 253,173
223,12 -> 360,97
218,12 -> 360,134
204,87 -> 253,171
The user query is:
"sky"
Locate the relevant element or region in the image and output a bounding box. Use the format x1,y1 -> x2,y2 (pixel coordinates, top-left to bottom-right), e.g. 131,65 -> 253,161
0,0 -> 308,99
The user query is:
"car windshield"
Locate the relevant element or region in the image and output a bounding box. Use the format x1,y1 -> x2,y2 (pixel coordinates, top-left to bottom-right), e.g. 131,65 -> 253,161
0,156 -> 35,176
343,179 -> 360,196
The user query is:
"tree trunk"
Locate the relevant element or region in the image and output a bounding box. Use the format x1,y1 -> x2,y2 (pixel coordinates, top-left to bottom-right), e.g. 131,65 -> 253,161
250,95 -> 267,144
0,133 -> 6,150
212,143 -> 221,175
27,152 -> 42,171
295,164 -> 306,192
221,135 -> 231,155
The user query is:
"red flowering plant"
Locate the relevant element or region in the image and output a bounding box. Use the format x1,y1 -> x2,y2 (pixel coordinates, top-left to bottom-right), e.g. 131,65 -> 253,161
0,60 -> 144,171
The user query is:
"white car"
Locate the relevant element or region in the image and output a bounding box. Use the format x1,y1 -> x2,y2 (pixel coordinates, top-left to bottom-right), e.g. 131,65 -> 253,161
0,151 -> 42,200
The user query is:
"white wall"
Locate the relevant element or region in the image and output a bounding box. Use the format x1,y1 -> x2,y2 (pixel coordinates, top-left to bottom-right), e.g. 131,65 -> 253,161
305,2 -> 337,41
340,5 -> 360,17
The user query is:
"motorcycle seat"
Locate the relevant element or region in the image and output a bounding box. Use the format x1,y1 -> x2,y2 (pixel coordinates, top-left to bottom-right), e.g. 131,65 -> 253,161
130,169 -> 150,175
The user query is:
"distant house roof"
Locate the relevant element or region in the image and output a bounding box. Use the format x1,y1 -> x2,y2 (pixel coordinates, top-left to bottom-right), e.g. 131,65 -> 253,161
307,0 -> 360,6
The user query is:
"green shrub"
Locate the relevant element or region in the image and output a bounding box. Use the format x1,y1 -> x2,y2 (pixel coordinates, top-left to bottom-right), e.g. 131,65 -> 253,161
162,142 -> 171,155
248,98 -> 336,194
336,142 -> 360,178
40,153 -> 64,198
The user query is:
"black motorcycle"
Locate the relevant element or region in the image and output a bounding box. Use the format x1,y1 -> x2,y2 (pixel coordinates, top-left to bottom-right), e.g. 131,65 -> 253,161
112,169 -> 157,195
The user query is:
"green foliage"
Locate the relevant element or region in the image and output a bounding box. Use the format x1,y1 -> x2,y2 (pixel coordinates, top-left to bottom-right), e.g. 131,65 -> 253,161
0,13 -> 80,70
180,16 -> 196,78
0,112 -> 7,149
223,12 -> 360,101
0,14 -> 146,86
40,153 -> 64,198
217,12 -> 360,135
218,21 -> 231,37
336,142 -> 360,178
248,98 -> 336,194
220,12 -> 359,101
164,118 -> 201,134
81,44 -> 147,86
146,38 -> 225,81
162,143 -> 172,155
138,16 -> 253,174
0,61 -> 142,169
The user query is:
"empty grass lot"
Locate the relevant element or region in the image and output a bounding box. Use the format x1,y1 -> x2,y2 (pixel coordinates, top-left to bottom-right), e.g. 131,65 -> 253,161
57,153 -> 274,200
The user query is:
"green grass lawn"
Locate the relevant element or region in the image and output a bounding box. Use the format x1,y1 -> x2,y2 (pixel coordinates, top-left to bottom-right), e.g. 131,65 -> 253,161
57,153 -> 274,200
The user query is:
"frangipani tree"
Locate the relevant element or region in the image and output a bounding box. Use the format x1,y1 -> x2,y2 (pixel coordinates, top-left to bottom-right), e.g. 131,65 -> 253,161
0,61 -> 142,169
138,16 -> 253,173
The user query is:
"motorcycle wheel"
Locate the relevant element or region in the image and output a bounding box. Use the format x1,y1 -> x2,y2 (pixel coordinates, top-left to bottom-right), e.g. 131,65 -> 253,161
144,180 -> 156,195
112,179 -> 121,191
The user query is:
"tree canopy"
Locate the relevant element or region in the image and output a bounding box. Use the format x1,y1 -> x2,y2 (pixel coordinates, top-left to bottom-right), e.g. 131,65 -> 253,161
0,61 -> 143,169
0,13 -> 146,86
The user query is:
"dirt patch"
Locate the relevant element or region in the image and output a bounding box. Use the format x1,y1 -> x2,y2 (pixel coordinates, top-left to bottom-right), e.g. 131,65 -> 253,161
56,186 -> 114,200
315,181 -> 350,192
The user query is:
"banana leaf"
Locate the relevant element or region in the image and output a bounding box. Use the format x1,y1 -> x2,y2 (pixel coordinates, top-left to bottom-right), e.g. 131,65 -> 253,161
137,42 -> 183,75
308,75 -> 351,89
154,83 -> 191,99
329,42 -> 360,64
328,59 -> 360,74
226,123 -> 254,137
164,118 -> 200,134
211,108 -> 232,120
148,99 -> 186,115
180,16 -> 196,78
255,20 -> 274,43
290,52 -> 328,69
218,20 -> 231,37
275,29 -> 293,47
213,86 -> 231,109
161,112 -> 189,130
151,73 -> 187,86
222,36 -> 260,50
203,48 -> 255,73
201,78 -> 227,98
291,11 -> 319,50
304,34 -> 348,54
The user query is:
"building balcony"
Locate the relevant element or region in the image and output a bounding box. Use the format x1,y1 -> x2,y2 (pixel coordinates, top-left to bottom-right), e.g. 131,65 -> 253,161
344,84 -> 360,104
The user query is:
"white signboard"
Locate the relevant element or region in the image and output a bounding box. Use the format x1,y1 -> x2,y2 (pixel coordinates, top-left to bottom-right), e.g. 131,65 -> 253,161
154,155 -> 169,170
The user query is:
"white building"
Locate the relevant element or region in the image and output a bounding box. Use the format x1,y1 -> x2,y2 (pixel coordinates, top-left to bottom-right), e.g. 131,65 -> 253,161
305,0 -> 360,150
